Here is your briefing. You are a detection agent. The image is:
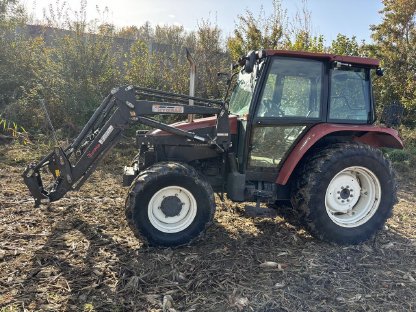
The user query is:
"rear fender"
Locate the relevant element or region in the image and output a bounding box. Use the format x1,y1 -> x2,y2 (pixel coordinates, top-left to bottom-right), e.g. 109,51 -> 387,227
276,124 -> 403,185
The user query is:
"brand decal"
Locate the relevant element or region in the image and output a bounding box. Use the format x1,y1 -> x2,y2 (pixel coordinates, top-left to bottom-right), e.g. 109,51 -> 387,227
152,104 -> 184,113
99,125 -> 114,144
87,143 -> 101,158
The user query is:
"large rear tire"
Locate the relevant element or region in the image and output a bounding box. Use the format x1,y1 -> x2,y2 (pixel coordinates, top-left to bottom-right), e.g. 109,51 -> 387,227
125,162 -> 216,247
291,143 -> 397,244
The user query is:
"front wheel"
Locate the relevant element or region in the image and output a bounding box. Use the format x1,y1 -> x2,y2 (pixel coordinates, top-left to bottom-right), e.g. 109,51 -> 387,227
125,162 -> 216,247
291,143 -> 397,244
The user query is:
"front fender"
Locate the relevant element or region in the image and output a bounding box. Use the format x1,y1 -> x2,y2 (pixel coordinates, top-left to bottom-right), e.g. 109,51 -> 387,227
276,124 -> 403,185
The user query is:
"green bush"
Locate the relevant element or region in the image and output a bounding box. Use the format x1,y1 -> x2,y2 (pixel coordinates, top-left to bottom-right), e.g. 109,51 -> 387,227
386,149 -> 410,162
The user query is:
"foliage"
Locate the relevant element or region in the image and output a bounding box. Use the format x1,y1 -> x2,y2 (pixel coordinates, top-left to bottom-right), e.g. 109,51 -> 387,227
0,1 -> 123,134
124,39 -> 188,94
286,0 -> 324,53
227,0 -> 289,60
0,0 -> 29,111
329,34 -> 363,56
370,0 -> 416,125
383,125 -> 416,171
287,32 -> 324,52
0,115 -> 29,143
0,0 -> 414,139
227,0 -> 326,60
193,18 -> 229,99
0,115 -> 24,135
0,1 -> 232,133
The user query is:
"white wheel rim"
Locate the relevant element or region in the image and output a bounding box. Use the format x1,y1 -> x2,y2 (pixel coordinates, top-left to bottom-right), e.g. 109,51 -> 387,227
148,186 -> 197,233
325,166 -> 381,228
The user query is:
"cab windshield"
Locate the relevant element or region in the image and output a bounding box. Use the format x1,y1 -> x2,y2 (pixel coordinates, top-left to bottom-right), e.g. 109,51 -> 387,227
229,70 -> 257,116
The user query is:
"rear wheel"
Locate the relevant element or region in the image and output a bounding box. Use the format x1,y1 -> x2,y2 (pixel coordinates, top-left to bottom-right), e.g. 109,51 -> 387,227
125,162 -> 216,246
291,143 -> 397,244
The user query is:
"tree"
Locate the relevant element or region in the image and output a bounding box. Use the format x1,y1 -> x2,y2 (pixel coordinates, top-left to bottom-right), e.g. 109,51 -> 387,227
2,0 -> 122,132
227,0 -> 325,60
0,0 -> 30,111
0,0 -> 24,22
370,0 -> 416,124
287,31 -> 324,52
194,18 -> 228,99
329,34 -> 362,56
285,0 -> 324,52
227,0 -> 288,60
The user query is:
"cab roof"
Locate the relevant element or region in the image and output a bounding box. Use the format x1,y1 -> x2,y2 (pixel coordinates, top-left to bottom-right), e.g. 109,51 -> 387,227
265,49 -> 379,68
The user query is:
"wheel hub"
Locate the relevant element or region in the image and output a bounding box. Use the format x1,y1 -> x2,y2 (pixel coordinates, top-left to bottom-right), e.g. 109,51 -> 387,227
325,166 -> 382,228
326,173 -> 361,213
160,196 -> 183,217
340,188 -> 351,199
148,186 -> 197,233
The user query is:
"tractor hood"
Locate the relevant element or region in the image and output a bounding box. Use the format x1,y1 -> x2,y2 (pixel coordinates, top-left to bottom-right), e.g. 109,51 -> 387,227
149,115 -> 238,136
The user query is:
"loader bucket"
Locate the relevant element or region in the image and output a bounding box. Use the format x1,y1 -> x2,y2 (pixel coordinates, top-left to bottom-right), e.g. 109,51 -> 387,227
22,147 -> 72,207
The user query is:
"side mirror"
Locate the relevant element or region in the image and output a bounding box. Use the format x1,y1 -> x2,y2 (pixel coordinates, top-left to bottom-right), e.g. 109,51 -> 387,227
376,68 -> 384,77
244,51 -> 256,73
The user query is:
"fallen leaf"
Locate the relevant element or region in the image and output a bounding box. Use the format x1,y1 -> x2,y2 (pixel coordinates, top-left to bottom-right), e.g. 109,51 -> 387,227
145,294 -> 160,306
382,242 -> 394,249
361,244 -> 373,252
163,295 -> 174,312
124,276 -> 140,291
403,272 -> 415,282
232,296 -> 249,311
349,294 -> 362,302
260,261 -> 282,270
273,282 -> 286,289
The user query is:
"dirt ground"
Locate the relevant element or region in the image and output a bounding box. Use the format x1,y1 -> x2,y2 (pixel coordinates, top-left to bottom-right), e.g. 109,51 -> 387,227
0,144 -> 415,312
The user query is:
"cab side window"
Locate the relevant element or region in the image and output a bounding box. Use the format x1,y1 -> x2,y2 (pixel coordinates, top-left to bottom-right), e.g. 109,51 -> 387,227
329,68 -> 371,122
256,58 -> 322,119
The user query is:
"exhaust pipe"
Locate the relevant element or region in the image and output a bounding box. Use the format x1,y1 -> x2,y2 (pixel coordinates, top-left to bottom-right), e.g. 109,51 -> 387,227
186,48 -> 196,123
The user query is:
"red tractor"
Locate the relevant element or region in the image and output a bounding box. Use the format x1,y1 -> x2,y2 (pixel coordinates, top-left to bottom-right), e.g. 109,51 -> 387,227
24,50 -> 403,246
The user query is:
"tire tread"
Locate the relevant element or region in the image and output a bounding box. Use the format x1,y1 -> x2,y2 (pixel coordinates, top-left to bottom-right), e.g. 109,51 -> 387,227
125,162 -> 216,246
291,142 -> 397,244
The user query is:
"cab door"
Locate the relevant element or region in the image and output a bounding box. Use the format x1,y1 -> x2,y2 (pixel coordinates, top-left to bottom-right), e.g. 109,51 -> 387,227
245,57 -> 325,180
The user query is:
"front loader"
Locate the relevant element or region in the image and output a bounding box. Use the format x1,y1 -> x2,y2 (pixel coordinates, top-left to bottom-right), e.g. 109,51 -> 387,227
24,50 -> 404,246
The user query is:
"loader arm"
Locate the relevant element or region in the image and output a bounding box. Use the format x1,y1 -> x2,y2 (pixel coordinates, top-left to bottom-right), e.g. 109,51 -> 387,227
23,85 -> 230,207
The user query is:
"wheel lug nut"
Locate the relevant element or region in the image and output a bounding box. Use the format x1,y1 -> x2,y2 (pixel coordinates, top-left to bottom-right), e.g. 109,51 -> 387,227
347,199 -> 350,202
350,195 -> 353,197
337,191 -> 340,194
341,186 -> 345,189
346,185 -> 349,188
341,200 -> 345,203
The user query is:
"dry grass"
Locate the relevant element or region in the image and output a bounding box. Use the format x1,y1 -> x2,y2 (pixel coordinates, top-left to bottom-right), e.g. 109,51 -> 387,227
0,143 -> 415,311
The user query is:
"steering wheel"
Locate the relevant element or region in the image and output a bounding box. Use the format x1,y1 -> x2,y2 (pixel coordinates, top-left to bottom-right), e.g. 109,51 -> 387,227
261,98 -> 284,117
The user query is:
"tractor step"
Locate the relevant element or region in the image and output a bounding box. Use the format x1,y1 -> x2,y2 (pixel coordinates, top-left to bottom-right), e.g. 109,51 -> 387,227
123,166 -> 138,187
244,205 -> 278,218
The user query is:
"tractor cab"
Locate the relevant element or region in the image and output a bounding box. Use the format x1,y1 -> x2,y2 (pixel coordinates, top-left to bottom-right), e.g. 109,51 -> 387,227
229,50 -> 381,180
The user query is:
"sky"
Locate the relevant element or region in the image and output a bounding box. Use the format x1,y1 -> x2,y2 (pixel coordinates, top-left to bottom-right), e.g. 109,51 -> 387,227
22,0 -> 384,44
